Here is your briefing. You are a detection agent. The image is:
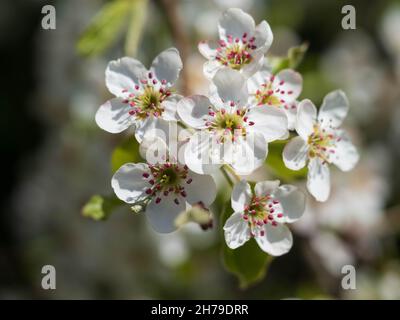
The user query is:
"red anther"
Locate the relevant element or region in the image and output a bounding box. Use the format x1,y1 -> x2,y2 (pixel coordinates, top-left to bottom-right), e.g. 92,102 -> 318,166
122,99 -> 129,104
279,80 -> 285,85
148,72 -> 153,79
243,116 -> 248,122
174,198 -> 180,205
140,79 -> 147,84
260,230 -> 265,237
149,179 -> 155,185
248,121 -> 255,126
186,178 -> 193,184
128,110 -> 136,115
155,197 -> 161,204
163,190 -> 169,196
272,221 -> 278,226
142,173 -> 150,178
270,208 -> 275,213
277,214 -> 283,218
273,200 -> 279,204
152,79 -> 157,85
242,32 -> 247,38
135,85 -> 140,90
268,214 -> 273,220
180,191 -> 187,197
145,189 -> 152,195
249,36 -> 255,42
243,215 -> 248,220
288,90 -> 293,94
230,101 -> 235,107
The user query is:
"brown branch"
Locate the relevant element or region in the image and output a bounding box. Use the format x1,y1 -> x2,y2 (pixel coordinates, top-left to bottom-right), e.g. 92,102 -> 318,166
157,0 -> 190,96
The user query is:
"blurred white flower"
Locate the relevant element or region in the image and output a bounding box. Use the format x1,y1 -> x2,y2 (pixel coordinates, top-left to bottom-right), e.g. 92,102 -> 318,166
321,32 -> 385,123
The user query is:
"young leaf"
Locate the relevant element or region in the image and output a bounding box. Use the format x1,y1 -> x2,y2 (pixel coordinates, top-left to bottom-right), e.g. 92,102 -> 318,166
111,137 -> 142,173
221,206 -> 273,289
82,195 -> 123,221
77,0 -> 131,57
271,43 -> 309,73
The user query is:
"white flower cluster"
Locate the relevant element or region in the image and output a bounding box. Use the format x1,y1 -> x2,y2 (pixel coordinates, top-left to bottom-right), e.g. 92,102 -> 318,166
95,8 -> 359,256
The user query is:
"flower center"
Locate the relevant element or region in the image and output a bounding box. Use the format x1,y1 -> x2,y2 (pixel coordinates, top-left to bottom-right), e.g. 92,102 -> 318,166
203,104 -> 254,143
253,75 -> 294,109
242,195 -> 283,237
216,33 -> 256,70
142,162 -> 193,205
307,124 -> 338,163
121,72 -> 172,120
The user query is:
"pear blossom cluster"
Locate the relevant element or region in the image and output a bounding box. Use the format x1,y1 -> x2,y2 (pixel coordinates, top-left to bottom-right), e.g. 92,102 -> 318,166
95,8 -> 359,256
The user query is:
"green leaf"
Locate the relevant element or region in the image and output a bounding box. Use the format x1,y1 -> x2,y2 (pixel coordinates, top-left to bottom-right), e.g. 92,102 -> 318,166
271,43 -> 309,73
82,195 -> 123,221
77,0 -> 131,57
221,206 -> 273,289
266,140 -> 307,182
111,137 -> 142,173
124,0 -> 148,56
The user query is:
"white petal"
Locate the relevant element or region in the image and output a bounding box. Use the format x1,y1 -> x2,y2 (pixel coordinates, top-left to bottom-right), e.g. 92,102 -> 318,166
95,98 -> 133,134
150,47 -> 183,85
105,57 -> 147,97
161,94 -> 181,121
231,180 -> 252,212
185,172 -> 217,206
146,195 -> 186,233
184,132 -> 221,174
255,223 -> 293,256
307,157 -> 330,202
111,163 -> 150,203
282,102 -> 298,130
331,130 -> 359,172
253,20 -> 273,52
218,8 -> 255,40
318,90 -> 349,128
276,69 -> 302,101
198,40 -> 218,59
246,106 -> 288,142
177,95 -> 213,129
254,180 -> 280,197
223,212 -> 251,249
135,117 -> 170,143
203,60 -> 222,80
139,135 -> 169,165
240,51 -> 265,77
211,68 -> 248,104
296,99 -> 317,140
247,70 -> 271,94
272,185 -> 306,223
282,136 -> 308,170
230,132 -> 268,175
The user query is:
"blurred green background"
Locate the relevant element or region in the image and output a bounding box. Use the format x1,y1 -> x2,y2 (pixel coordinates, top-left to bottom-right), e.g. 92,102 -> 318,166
1,0 -> 400,299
